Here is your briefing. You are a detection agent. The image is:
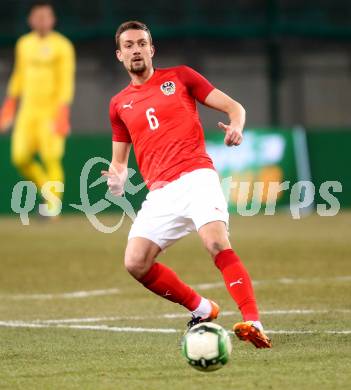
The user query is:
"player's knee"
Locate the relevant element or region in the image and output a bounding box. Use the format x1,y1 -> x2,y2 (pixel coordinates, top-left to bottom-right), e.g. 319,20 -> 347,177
11,152 -> 30,171
124,251 -> 150,279
42,156 -> 60,167
203,238 -> 231,258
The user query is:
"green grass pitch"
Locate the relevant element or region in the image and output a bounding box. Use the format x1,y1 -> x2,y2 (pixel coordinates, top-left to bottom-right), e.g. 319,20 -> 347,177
0,212 -> 350,389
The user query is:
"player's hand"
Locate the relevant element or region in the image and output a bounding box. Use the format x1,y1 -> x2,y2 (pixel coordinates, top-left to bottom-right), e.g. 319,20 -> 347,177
101,165 -> 128,197
54,105 -> 71,136
218,121 -> 243,146
0,97 -> 17,132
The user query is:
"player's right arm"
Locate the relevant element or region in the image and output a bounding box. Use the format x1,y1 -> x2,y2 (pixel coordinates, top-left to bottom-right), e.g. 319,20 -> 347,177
0,38 -> 23,132
111,141 -> 131,167
102,142 -> 131,196
101,97 -> 132,196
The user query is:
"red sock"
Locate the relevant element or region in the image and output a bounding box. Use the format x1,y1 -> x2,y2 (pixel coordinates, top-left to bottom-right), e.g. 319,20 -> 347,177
139,262 -> 201,311
215,249 -> 259,321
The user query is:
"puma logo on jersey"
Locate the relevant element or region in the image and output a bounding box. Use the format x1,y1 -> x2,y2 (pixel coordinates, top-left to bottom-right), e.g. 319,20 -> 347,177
122,100 -> 133,109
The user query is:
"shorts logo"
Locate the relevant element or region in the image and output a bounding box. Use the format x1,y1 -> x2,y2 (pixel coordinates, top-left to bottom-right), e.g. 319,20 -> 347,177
160,81 -> 176,96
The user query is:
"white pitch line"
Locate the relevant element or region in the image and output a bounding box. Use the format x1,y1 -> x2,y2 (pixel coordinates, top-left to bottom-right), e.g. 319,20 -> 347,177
0,321 -> 177,333
25,308 -> 351,325
1,275 -> 349,301
61,324 -> 178,333
265,330 -> 351,335
34,316 -> 147,324
0,321 -> 51,329
0,321 -> 350,335
193,282 -> 223,290
0,288 -> 120,300
193,276 -> 351,291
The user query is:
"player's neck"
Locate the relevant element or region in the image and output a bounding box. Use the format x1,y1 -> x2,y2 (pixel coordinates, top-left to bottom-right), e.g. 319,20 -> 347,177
129,67 -> 154,86
34,30 -> 52,38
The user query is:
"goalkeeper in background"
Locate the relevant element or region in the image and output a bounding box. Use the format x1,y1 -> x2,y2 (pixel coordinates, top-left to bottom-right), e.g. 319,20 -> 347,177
0,1 -> 75,215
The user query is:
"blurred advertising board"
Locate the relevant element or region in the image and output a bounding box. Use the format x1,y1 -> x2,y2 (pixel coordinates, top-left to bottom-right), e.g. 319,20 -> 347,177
206,128 -> 311,213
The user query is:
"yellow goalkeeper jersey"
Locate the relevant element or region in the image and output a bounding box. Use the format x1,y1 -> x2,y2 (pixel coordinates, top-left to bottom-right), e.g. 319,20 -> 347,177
7,31 -> 75,106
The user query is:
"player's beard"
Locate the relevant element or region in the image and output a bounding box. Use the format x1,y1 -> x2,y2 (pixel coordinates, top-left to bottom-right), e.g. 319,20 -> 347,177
129,59 -> 147,74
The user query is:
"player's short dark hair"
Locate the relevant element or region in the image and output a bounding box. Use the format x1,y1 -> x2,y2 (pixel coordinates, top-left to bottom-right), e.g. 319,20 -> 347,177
115,20 -> 152,49
28,1 -> 54,14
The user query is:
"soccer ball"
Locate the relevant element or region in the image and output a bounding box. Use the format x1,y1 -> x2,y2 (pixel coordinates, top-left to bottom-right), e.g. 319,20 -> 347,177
181,322 -> 232,372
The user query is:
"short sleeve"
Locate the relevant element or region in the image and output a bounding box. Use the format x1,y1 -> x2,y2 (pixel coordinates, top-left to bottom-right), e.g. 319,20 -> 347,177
176,65 -> 215,103
110,98 -> 132,143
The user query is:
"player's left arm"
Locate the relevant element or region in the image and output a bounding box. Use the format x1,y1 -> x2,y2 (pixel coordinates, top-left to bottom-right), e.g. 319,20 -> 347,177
55,38 -> 76,136
178,65 -> 245,147
204,89 -> 246,147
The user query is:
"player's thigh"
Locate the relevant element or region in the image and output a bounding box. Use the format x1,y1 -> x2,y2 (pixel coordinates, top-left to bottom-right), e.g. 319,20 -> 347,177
128,188 -> 195,250
198,220 -> 231,257
186,169 -> 230,256
11,110 -> 37,166
37,113 -> 65,162
187,169 -> 229,229
124,237 -> 162,278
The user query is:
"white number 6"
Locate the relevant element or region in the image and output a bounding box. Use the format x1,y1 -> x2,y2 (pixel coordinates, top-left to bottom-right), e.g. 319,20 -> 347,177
146,107 -> 159,130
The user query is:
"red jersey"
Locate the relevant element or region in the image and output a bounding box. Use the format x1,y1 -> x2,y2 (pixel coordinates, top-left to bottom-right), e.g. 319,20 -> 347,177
110,65 -> 215,190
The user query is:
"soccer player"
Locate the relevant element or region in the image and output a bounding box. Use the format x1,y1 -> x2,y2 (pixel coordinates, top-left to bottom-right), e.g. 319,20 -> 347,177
0,1 -> 75,215
103,21 -> 271,348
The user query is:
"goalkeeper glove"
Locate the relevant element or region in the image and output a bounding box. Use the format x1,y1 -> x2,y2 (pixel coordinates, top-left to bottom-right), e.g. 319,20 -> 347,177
54,105 -> 71,136
0,97 -> 17,132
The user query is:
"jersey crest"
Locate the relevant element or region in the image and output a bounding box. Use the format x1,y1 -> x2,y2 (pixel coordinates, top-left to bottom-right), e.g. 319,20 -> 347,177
160,81 -> 176,96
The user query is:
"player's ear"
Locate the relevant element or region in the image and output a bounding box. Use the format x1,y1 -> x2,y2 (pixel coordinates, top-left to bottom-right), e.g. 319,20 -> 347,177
150,45 -> 155,58
116,50 -> 123,62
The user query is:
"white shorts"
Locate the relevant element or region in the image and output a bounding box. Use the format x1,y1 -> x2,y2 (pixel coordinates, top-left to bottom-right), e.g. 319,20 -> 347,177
128,168 -> 229,249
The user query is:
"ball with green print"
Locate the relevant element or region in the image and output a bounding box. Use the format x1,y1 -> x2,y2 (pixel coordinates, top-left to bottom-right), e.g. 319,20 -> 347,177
181,322 -> 232,372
